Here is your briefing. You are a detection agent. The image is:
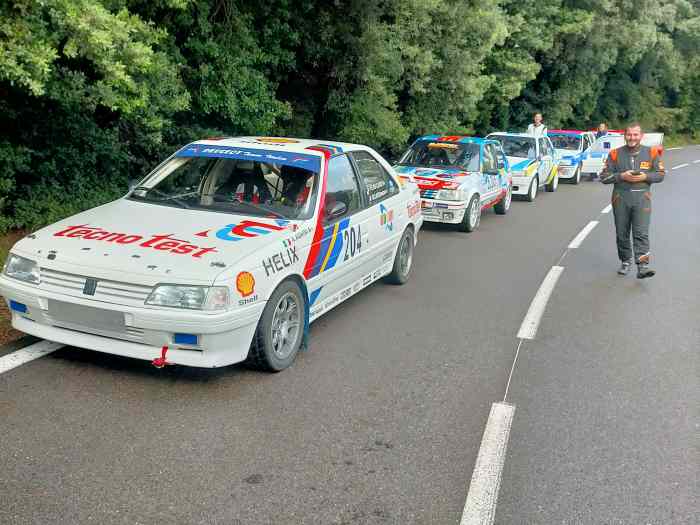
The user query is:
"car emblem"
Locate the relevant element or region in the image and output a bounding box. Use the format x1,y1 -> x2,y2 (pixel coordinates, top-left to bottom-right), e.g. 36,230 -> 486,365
83,278 -> 98,296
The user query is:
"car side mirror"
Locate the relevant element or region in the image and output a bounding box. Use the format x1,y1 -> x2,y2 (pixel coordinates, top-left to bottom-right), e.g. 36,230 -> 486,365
325,201 -> 347,221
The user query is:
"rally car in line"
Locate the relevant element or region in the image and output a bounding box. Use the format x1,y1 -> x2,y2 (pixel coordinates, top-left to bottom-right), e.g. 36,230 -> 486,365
0,137 -> 423,371
486,132 -> 559,201
547,130 -> 596,184
581,131 -> 664,180
393,135 -> 512,232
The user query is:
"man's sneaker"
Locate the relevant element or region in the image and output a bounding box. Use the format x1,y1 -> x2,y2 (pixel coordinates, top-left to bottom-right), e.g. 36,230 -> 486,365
637,264 -> 656,279
617,261 -> 632,275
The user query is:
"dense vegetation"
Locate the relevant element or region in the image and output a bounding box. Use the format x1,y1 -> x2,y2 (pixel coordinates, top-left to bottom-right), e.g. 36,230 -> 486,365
0,0 -> 698,232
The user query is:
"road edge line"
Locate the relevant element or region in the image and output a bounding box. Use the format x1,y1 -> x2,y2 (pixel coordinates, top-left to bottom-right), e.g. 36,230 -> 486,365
517,266 -> 565,340
460,402 -> 516,525
0,340 -> 63,375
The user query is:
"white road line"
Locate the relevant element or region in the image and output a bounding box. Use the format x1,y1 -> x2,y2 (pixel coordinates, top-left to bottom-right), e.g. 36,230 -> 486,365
460,402 -> 515,525
672,163 -> 689,170
601,204 -> 612,214
502,339 -> 523,402
568,220 -> 599,249
0,340 -> 63,375
666,147 -> 682,151
517,266 -> 565,340
693,160 -> 700,164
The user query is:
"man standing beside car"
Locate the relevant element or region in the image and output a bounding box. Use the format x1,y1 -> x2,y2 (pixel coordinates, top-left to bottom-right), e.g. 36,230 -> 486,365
526,112 -> 548,137
596,122 -> 609,138
600,123 -> 665,278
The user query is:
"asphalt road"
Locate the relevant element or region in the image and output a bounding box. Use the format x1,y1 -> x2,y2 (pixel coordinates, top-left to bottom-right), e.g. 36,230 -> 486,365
1,147 -> 698,524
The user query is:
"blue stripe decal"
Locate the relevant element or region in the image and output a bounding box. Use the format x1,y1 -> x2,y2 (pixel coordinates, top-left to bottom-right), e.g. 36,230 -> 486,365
309,287 -> 323,306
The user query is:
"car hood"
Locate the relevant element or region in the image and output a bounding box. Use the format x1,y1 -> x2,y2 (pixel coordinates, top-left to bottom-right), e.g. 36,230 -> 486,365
12,199 -> 301,285
394,165 -> 474,190
507,157 -> 535,171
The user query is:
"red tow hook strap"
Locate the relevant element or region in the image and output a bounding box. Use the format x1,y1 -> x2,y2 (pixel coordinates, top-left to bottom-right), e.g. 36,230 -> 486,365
152,345 -> 171,368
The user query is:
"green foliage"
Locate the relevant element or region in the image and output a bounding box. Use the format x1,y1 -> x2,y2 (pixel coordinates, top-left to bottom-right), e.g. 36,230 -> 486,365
0,0 -> 698,233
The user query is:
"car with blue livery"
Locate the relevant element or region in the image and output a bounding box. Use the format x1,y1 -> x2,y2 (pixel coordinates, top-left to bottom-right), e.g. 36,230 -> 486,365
0,137 -> 423,371
486,132 -> 559,201
581,131 -> 664,180
547,130 -> 596,184
393,135 -> 512,232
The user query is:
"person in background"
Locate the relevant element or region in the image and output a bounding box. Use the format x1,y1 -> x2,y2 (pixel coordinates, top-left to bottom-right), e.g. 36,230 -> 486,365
526,112 -> 548,137
596,122 -> 609,138
599,123 -> 665,279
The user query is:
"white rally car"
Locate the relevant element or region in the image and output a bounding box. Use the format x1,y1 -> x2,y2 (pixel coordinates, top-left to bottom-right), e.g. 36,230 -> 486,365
581,132 -> 664,179
0,137 -> 422,371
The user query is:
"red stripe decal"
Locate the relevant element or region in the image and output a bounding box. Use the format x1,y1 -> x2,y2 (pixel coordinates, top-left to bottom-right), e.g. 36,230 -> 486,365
303,147 -> 331,278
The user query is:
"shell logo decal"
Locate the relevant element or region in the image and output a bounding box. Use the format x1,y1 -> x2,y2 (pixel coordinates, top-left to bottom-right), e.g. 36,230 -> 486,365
236,271 -> 256,297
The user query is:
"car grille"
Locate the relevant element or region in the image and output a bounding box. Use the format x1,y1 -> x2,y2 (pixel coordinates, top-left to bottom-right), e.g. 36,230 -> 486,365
44,300 -> 145,343
40,268 -> 152,307
420,189 -> 438,199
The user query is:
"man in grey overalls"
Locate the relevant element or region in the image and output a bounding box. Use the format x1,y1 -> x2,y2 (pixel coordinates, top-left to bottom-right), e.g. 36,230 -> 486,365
600,123 -> 665,278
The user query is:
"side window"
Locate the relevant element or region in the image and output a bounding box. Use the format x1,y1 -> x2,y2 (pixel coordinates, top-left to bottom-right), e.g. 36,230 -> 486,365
481,145 -> 497,172
350,150 -> 398,205
538,138 -> 547,157
496,147 -> 506,169
325,154 -> 361,221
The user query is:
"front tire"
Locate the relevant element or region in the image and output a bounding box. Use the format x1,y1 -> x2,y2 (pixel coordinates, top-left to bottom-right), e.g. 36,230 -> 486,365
386,227 -> 414,285
545,169 -> 558,192
525,176 -> 538,202
247,280 -> 305,372
571,166 -> 581,185
460,195 -> 481,232
494,184 -> 511,215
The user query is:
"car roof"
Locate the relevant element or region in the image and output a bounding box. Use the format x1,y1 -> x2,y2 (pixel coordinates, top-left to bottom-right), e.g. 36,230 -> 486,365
548,130 -> 587,136
187,136 -> 368,157
417,134 -> 491,145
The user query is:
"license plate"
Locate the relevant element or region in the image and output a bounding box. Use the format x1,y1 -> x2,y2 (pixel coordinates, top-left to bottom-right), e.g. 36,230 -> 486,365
48,300 -> 125,331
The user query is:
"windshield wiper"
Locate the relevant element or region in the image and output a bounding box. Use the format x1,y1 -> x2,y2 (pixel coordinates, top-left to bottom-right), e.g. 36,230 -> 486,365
131,186 -> 191,209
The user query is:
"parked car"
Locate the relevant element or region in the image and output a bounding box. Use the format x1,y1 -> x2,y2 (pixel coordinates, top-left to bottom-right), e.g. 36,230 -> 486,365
486,132 -> 559,201
393,135 -> 512,232
547,130 -> 596,184
0,137 -> 423,371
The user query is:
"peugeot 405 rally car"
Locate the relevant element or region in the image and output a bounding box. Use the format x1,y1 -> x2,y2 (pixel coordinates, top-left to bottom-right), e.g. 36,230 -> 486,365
393,135 -> 512,232
486,132 -> 559,201
0,137 -> 423,371
547,130 -> 596,184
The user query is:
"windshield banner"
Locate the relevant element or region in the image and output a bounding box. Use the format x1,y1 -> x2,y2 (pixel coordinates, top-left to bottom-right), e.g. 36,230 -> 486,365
177,144 -> 321,173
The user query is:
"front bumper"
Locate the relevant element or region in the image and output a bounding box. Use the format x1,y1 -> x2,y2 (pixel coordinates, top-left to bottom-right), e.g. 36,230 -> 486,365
511,176 -> 535,195
0,275 -> 264,368
420,199 -> 467,224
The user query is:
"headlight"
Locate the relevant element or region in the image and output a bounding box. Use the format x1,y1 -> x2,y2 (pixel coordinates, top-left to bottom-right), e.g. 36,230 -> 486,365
3,254 -> 40,285
436,189 -> 467,201
146,285 -> 230,311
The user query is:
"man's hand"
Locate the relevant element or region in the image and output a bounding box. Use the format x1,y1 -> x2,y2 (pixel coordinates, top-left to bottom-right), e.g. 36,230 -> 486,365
620,170 -> 647,183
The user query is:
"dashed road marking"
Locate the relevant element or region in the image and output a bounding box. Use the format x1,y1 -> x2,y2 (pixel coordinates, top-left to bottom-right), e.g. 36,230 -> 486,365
568,220 -> 599,249
460,402 -> 515,525
666,147 -> 683,151
693,160 -> 700,164
517,265 -> 565,340
601,204 -> 612,214
0,340 -> 63,375
672,163 -> 689,170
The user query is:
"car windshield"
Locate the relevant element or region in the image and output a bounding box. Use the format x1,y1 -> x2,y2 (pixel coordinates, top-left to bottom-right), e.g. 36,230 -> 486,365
550,134 -> 582,151
129,156 -> 318,220
491,136 -> 537,159
397,141 -> 480,171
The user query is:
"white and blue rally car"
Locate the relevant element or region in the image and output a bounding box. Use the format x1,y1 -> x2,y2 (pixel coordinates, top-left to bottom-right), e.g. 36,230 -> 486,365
547,129 -> 596,184
393,135 -> 512,232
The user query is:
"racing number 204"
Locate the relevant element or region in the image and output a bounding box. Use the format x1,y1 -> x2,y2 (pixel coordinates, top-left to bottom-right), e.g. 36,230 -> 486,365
343,225 -> 362,262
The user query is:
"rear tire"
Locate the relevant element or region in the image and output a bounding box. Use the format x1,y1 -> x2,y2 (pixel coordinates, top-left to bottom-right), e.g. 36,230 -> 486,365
386,227 -> 414,285
525,176 -> 538,202
494,185 -> 511,215
246,280 -> 305,372
460,195 -> 481,232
